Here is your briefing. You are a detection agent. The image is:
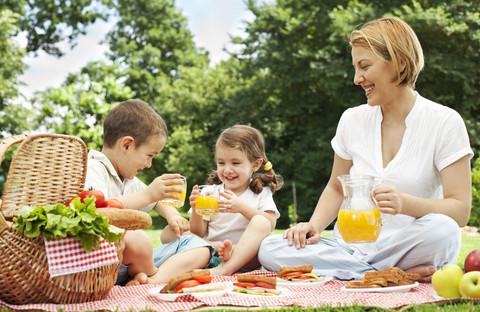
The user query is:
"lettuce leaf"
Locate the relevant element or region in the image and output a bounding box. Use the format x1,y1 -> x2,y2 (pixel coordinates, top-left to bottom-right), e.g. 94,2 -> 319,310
14,197 -> 123,251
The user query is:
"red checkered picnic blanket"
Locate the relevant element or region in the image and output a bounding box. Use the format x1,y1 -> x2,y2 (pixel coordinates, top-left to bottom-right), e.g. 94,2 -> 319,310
0,270 -> 456,311
44,237 -> 119,277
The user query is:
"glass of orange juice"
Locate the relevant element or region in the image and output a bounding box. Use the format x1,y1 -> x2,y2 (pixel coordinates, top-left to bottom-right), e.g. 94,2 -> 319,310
160,176 -> 187,209
337,174 -> 382,243
195,185 -> 220,216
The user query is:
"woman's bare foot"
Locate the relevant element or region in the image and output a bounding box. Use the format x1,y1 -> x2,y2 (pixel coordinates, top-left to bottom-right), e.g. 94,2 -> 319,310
125,272 -> 150,286
217,240 -> 233,262
406,265 -> 435,283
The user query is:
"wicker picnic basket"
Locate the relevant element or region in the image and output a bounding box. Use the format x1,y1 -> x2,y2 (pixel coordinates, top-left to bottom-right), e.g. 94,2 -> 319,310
0,134 -> 148,304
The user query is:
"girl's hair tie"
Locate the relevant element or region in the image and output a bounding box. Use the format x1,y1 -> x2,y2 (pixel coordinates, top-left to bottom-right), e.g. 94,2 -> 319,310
263,161 -> 273,171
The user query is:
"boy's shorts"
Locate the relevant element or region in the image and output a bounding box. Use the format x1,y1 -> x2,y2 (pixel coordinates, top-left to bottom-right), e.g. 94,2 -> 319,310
116,234 -> 214,285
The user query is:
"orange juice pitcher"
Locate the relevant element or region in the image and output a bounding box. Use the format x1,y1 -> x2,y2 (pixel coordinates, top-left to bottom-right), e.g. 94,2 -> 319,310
337,174 -> 381,243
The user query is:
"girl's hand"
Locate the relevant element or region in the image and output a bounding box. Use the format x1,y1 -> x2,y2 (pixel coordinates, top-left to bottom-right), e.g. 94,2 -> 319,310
283,222 -> 321,249
147,174 -> 184,202
189,185 -> 200,210
218,189 -> 246,213
373,184 -> 403,215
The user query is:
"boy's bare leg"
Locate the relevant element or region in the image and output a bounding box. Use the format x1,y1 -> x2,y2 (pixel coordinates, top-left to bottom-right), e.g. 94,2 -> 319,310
123,230 -> 157,277
210,215 -> 271,276
127,247 -> 211,285
160,225 -> 180,244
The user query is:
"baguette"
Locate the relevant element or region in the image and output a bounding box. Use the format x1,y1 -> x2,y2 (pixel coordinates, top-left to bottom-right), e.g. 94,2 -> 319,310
160,270 -> 210,293
278,264 -> 313,277
96,208 -> 152,230
236,274 -> 276,288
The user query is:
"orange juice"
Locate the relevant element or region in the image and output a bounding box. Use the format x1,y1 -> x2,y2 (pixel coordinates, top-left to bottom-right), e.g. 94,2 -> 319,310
337,208 -> 381,243
195,196 -> 219,216
160,176 -> 187,208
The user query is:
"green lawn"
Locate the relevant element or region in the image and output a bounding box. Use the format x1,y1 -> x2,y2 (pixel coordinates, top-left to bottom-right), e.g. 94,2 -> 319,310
144,216 -> 480,311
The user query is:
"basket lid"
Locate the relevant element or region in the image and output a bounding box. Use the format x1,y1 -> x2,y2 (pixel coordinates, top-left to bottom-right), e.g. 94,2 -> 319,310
0,134 -> 87,219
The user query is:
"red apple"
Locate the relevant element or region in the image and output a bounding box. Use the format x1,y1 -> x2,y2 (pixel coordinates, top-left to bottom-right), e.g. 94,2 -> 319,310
464,249 -> 480,273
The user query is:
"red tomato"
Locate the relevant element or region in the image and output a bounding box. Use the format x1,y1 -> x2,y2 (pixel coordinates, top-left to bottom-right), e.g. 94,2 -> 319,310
106,198 -> 124,209
281,271 -> 304,279
192,275 -> 212,284
255,281 -> 275,289
174,280 -> 201,293
79,189 -> 107,207
233,282 -> 256,288
65,196 -> 77,206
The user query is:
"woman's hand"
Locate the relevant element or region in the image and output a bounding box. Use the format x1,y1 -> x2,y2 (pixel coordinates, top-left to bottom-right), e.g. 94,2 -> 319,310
218,189 -> 246,213
373,184 -> 404,215
283,222 -> 321,249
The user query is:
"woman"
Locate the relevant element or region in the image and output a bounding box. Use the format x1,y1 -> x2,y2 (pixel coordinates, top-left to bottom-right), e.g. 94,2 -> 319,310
258,17 -> 473,281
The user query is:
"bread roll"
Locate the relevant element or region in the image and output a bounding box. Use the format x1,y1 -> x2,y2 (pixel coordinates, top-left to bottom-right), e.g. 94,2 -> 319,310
96,208 -> 152,230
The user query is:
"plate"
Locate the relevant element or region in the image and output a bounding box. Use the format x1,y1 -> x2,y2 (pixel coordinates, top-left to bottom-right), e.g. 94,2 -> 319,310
277,276 -> 333,287
148,283 -> 230,301
228,286 -> 292,298
341,282 -> 419,293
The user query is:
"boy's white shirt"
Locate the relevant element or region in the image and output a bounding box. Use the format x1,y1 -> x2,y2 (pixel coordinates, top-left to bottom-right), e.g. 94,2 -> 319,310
85,150 -> 156,212
194,186 -> 280,244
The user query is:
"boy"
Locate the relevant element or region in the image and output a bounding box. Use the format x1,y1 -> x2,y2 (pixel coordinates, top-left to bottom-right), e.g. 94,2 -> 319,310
85,99 -> 212,285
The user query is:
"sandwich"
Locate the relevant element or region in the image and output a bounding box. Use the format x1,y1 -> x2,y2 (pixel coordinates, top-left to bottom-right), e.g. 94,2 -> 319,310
232,274 -> 280,296
160,269 -> 222,294
277,264 -> 321,282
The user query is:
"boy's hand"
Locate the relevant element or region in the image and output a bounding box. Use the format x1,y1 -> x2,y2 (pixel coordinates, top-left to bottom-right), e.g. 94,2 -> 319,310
189,185 -> 200,211
218,189 -> 247,214
147,173 -> 184,202
167,215 -> 190,237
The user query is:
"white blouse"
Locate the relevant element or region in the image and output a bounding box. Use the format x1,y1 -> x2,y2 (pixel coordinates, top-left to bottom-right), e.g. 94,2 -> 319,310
330,93 -> 473,248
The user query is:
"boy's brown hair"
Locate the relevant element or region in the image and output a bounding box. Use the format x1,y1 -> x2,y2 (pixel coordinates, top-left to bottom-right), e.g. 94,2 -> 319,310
103,99 -> 168,148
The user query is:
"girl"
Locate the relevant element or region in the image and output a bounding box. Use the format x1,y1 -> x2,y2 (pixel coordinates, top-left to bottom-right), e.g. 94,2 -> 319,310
189,124 -> 283,275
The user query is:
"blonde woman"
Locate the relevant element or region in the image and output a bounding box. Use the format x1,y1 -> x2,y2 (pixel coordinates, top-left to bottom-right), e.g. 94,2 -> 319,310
259,17 -> 473,282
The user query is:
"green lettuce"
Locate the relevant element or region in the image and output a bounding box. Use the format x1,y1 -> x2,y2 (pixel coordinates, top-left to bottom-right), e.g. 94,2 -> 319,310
14,197 -> 123,251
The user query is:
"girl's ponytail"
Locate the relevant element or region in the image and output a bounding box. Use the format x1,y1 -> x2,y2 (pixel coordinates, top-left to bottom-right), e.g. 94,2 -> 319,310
250,160 -> 283,194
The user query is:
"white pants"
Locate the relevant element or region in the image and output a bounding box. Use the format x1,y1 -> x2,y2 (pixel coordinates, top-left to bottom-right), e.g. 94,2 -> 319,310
258,214 -> 460,280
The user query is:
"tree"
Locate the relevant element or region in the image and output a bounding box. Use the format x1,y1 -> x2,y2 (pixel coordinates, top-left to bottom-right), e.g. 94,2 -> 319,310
1,0 -> 109,56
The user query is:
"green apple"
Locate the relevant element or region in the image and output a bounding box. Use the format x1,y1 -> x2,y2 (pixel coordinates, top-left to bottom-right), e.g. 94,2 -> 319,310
431,264 -> 463,298
459,271 -> 480,298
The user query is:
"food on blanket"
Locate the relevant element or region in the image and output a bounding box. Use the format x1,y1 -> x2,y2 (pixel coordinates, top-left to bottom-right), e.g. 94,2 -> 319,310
277,264 -> 321,282
346,267 -> 422,289
233,274 -> 280,296
96,207 -> 152,230
432,264 -> 463,298
160,270 -> 217,294
14,197 -> 123,251
464,249 -> 480,273
79,189 -> 107,207
459,271 -> 480,298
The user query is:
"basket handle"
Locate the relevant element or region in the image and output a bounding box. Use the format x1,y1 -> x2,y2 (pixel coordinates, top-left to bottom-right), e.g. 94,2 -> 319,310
0,134 -> 29,233
0,134 -> 28,166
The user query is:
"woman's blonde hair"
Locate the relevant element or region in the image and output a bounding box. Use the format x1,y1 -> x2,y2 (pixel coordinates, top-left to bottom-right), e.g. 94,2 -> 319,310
349,16 -> 424,87
207,124 -> 283,194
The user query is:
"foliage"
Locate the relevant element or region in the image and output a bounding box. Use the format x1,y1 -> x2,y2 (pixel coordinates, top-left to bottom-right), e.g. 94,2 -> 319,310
32,61 -> 132,150
1,0 -> 109,56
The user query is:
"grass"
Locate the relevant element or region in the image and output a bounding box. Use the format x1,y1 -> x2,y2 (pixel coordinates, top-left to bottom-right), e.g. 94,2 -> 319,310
143,215 -> 480,311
